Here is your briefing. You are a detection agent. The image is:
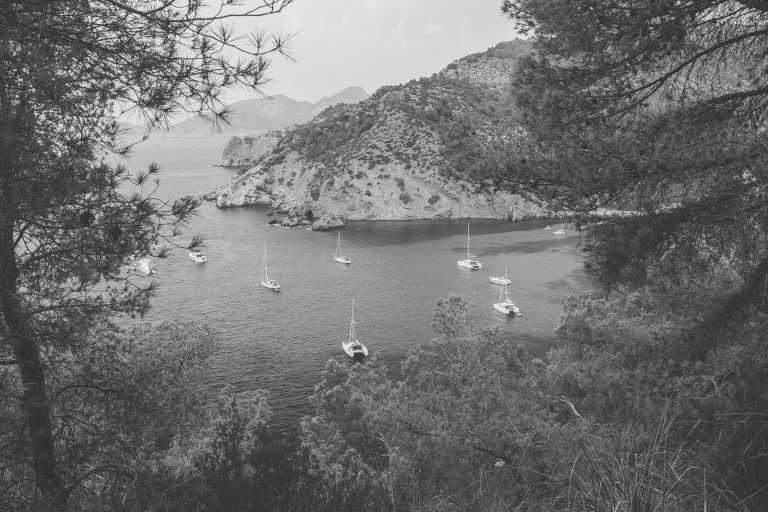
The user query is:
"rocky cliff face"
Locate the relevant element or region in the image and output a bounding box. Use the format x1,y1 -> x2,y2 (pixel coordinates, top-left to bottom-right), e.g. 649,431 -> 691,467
218,130 -> 284,168
441,40 -> 533,91
216,41 -> 552,223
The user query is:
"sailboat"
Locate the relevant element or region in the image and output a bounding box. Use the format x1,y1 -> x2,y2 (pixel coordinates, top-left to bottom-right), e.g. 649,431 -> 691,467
188,249 -> 208,263
342,297 -> 368,361
334,231 -> 351,264
493,283 -> 521,316
457,223 -> 482,270
489,265 -> 512,286
260,246 -> 280,291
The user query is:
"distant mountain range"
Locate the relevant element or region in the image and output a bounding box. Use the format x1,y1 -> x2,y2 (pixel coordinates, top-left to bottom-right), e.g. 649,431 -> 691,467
157,86 -> 369,137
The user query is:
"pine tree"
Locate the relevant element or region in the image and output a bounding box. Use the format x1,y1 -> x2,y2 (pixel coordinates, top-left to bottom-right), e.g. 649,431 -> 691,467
0,2 -> 292,509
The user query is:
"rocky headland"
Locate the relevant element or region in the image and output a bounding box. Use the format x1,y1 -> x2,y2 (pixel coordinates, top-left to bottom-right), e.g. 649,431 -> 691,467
215,41 -> 556,228
217,130 -> 286,168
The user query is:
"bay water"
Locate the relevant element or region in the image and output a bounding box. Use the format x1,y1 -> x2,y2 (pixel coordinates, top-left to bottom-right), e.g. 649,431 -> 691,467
120,137 -> 588,426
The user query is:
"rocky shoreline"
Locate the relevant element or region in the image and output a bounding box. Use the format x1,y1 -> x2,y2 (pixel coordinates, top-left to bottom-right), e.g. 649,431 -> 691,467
203,188 -> 637,231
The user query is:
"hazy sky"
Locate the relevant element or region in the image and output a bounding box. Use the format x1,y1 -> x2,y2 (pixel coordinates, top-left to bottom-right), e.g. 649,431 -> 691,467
229,0 -> 517,103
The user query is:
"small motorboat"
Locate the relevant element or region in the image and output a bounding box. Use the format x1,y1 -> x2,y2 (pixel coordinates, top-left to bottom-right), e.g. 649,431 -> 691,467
489,265 -> 512,286
552,228 -> 566,235
342,297 -> 368,362
334,231 -> 351,264
188,250 -> 208,263
544,225 -> 552,231
457,223 -> 482,270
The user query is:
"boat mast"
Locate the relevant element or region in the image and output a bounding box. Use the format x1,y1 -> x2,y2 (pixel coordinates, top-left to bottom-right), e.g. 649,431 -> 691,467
466,223 -> 471,259
263,246 -> 269,281
337,232 -> 341,258
349,297 -> 356,343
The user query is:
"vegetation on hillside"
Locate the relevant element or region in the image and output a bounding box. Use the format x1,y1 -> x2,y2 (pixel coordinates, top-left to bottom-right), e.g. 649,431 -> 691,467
5,1 -> 768,511
22,295 -> 750,511
272,41 -> 536,191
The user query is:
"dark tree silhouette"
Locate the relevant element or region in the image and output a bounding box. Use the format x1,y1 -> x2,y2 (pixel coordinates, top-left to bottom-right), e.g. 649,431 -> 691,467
0,1 -> 292,510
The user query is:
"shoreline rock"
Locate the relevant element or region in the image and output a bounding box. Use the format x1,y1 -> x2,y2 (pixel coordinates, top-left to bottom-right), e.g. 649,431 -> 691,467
311,213 -> 346,231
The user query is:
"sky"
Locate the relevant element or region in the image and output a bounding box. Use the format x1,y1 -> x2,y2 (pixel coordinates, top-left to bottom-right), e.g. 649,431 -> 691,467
226,0 -> 518,103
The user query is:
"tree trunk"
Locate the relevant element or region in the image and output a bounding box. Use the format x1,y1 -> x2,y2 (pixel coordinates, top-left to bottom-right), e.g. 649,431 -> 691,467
0,223 -> 65,511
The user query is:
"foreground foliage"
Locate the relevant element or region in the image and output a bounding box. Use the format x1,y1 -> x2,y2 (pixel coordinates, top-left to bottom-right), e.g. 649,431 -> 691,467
114,293 -> 762,511
0,1 -> 290,510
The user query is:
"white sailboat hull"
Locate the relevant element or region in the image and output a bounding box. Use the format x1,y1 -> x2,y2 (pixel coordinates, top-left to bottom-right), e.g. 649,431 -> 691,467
188,252 -> 207,263
342,340 -> 368,360
261,279 -> 280,291
494,301 -> 521,316
344,297 -> 366,361
489,276 -> 511,285
334,232 -> 351,264
261,245 -> 279,291
458,224 -> 482,269
457,259 -> 481,270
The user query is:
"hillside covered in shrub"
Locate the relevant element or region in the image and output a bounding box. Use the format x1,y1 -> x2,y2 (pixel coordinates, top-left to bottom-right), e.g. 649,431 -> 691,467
216,40 -> 556,223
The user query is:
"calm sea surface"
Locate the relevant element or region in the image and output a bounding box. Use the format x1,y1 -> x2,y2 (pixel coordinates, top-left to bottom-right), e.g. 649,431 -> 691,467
119,137 -> 589,426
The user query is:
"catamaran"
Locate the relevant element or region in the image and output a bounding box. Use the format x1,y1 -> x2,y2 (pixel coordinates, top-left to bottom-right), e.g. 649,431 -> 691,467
260,246 -> 280,291
489,265 -> 512,286
342,297 -> 368,362
493,283 -> 521,316
188,250 -> 208,263
334,231 -> 351,264
457,223 -> 482,270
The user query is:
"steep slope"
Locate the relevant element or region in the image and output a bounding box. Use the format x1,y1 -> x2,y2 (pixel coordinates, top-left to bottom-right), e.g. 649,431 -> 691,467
217,130 -> 286,168
216,41 -> 551,224
162,88 -> 369,137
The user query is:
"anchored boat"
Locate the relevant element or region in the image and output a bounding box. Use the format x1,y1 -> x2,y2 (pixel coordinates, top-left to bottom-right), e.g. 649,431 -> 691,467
342,297 -> 368,362
188,250 -> 208,263
493,283 -> 521,317
334,231 -> 351,264
260,246 -> 280,292
457,223 -> 482,270
489,265 -> 512,286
